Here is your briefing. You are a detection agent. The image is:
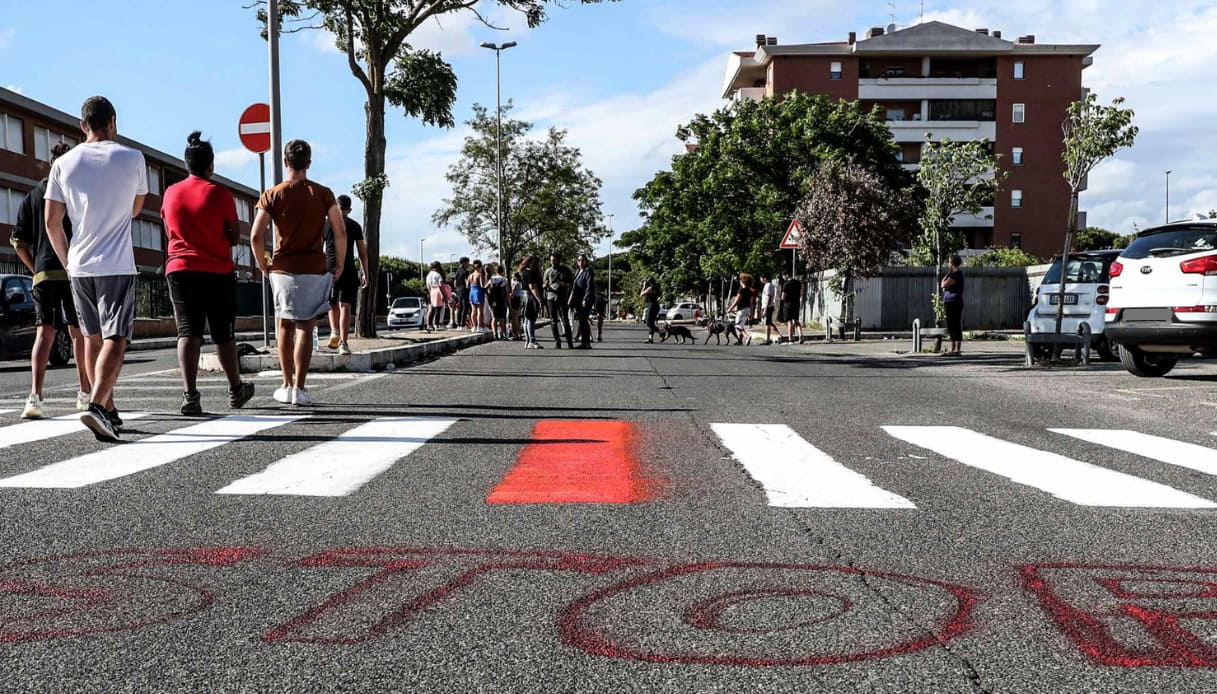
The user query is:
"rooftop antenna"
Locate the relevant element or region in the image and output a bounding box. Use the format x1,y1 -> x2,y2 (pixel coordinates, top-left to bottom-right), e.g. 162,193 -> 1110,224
920,0 -> 925,23
889,0 -> 896,27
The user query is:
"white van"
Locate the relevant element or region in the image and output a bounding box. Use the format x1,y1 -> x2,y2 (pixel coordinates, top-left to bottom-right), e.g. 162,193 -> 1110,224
1026,250 -> 1123,361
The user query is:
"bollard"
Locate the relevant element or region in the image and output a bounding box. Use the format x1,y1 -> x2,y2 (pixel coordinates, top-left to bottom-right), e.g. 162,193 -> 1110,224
912,319 -> 922,353
853,317 -> 862,341
1024,321 -> 1034,367
825,317 -> 834,343
1078,322 -> 1092,367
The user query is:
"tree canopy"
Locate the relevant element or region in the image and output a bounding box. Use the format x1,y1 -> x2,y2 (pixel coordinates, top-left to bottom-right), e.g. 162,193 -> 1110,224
433,103 -> 606,271
912,136 -> 1005,266
1074,226 -> 1130,251
620,93 -> 914,299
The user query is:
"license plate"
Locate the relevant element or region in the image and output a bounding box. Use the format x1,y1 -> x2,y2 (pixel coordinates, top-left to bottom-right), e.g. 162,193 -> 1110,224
1048,294 -> 1079,305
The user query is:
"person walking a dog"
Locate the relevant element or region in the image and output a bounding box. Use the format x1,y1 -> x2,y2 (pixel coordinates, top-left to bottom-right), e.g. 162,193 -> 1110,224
726,273 -> 755,345
640,276 -> 660,343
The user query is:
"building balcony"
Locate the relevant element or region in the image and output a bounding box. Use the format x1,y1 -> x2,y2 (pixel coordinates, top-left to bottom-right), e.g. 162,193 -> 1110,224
733,87 -> 767,103
887,120 -> 997,142
858,77 -> 997,101
951,207 -> 996,228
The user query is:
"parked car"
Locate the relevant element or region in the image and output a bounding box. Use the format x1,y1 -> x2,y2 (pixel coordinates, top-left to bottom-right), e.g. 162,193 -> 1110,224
1026,249 -> 1123,361
0,274 -> 72,365
1105,219 -> 1217,377
665,302 -> 703,321
386,296 -> 426,329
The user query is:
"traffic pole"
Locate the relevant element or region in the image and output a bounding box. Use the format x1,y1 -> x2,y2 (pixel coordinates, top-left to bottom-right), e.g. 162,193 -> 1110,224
268,0 -> 283,188
259,152 -> 269,347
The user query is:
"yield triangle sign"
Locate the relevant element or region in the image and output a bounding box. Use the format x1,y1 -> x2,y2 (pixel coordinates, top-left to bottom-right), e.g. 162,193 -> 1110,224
780,219 -> 803,250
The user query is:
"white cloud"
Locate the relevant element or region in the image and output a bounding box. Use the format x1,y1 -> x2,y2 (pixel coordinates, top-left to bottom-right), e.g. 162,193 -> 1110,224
215,147 -> 258,173
647,0 -> 844,47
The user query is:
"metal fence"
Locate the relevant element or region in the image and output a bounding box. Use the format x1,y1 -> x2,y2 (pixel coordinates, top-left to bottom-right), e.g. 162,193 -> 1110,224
809,266 -> 1034,331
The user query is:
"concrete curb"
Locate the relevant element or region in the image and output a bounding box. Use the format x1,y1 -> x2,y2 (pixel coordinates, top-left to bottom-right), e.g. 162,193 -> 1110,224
199,331 -> 493,374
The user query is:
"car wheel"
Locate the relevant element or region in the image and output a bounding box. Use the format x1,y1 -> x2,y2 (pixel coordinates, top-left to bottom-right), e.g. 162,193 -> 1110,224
1095,337 -> 1118,362
1029,344 -> 1051,361
48,327 -> 72,367
672,314 -> 682,321
1118,346 -> 1177,377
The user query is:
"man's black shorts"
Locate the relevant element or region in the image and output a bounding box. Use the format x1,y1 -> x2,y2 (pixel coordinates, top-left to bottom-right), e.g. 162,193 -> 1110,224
764,305 -> 776,327
167,271 -> 237,344
32,280 -> 79,327
330,278 -> 358,306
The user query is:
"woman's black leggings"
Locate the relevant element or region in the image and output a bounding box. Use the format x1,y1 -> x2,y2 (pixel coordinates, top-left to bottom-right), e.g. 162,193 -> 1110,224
644,304 -> 659,336
945,301 -> 963,342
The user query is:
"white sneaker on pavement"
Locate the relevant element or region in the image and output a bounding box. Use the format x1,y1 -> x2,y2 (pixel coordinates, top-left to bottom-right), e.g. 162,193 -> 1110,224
273,386 -> 293,404
338,342 -> 352,356
76,391 -> 90,412
291,387 -> 313,407
21,394 -> 44,420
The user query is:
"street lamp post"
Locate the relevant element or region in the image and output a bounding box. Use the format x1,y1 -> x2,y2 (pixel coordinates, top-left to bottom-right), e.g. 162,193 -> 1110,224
605,214 -> 614,320
1166,170 -> 1172,224
480,41 -> 518,270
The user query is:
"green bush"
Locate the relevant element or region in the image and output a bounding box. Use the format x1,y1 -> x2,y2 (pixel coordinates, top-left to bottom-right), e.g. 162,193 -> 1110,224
967,247 -> 1041,268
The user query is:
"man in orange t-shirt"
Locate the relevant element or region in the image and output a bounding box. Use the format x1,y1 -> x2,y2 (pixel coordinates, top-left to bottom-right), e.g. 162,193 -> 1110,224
249,139 -> 345,407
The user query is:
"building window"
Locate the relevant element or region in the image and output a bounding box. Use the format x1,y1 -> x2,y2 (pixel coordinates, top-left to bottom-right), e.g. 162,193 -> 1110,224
929,99 -> 996,121
236,198 -> 253,224
1011,147 -> 1024,165
1012,103 -> 1026,123
0,114 -> 25,155
1011,190 -> 1023,208
830,61 -> 843,80
33,127 -> 76,162
146,165 -> 162,196
1010,233 -> 1022,249
232,244 -> 253,269
1014,61 -> 1025,80
0,186 -> 21,225
132,218 -> 163,251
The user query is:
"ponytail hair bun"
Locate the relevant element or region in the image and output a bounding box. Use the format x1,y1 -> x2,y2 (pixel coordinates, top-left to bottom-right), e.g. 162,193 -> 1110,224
183,130 -> 214,176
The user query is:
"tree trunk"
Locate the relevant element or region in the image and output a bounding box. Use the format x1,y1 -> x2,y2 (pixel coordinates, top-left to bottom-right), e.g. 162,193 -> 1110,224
356,95 -> 387,338
1051,190 -> 1080,358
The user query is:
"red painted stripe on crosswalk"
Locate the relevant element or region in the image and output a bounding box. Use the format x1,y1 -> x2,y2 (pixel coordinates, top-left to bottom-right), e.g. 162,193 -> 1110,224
486,421 -> 655,504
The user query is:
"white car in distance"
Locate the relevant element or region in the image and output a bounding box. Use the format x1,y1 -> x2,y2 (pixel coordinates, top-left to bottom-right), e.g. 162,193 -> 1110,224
387,296 -> 425,329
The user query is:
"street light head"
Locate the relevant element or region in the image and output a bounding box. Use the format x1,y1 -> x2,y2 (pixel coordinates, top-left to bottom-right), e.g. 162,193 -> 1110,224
480,42 -> 497,49
503,41 -> 518,49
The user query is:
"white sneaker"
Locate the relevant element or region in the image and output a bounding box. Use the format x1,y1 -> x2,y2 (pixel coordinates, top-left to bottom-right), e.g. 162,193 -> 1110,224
21,394 -> 44,420
291,387 -> 313,407
338,342 -> 352,356
273,386 -> 293,404
76,391 -> 90,412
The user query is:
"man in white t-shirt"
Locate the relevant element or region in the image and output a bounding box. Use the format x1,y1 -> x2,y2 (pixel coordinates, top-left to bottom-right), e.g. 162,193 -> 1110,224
760,275 -> 779,344
44,96 -> 148,442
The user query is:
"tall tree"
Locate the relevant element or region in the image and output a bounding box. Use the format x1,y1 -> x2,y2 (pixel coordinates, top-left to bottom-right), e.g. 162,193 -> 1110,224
251,0 -> 617,337
622,93 -> 914,301
433,103 -> 606,270
911,136 -> 1005,267
796,158 -> 920,322
1052,94 -> 1138,343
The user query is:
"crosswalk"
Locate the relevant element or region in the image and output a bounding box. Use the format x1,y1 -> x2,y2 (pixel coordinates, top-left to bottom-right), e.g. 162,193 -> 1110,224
1,412 -> 1217,511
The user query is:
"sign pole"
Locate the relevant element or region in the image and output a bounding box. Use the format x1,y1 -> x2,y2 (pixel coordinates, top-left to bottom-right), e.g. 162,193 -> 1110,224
259,152 -> 269,347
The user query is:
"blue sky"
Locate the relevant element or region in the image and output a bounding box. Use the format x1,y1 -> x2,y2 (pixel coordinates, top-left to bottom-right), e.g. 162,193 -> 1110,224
3,1 -> 1216,262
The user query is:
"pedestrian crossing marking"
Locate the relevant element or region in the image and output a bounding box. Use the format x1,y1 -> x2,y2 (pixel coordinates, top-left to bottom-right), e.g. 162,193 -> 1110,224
1052,429 -> 1217,478
486,421 -> 655,504
712,423 -> 916,508
0,415 -> 303,489
215,417 -> 458,497
0,413 -> 151,451
883,426 -> 1217,508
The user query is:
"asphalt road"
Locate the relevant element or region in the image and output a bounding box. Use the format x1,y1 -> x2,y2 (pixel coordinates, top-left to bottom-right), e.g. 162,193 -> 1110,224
2,327 -> 1217,693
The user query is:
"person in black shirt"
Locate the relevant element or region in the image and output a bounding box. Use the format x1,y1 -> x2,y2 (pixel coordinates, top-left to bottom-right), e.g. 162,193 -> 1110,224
640,276 -> 661,343
518,255 -> 544,349
941,254 -> 965,356
10,141 -> 91,419
324,195 -> 368,354
543,253 -> 574,348
568,254 -> 595,348
452,257 -> 471,329
726,273 -> 754,345
779,273 -> 803,344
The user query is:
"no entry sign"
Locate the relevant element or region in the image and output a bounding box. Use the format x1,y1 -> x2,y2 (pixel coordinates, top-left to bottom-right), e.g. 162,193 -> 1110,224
238,103 -> 271,154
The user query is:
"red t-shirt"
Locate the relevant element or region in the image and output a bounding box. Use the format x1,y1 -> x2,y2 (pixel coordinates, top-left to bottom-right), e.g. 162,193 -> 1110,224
161,175 -> 238,275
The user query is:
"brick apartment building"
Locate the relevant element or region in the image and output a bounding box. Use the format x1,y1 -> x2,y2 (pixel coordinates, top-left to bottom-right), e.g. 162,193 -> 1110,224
722,21 -> 1098,260
0,87 -> 265,314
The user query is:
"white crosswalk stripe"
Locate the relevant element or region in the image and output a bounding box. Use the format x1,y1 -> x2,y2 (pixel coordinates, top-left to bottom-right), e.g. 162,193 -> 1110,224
0,415 -> 303,489
883,425 -> 1217,508
713,423 -> 916,508
1052,429 -> 1217,478
216,417 -> 458,497
0,413 -> 151,451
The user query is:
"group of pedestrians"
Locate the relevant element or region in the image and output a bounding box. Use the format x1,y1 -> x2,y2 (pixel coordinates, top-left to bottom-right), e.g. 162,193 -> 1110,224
641,272 -> 803,345
10,95 -> 361,443
422,252 -> 601,350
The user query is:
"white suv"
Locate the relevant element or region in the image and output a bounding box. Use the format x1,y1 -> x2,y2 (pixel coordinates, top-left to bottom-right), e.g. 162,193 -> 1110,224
1105,220 -> 1217,377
